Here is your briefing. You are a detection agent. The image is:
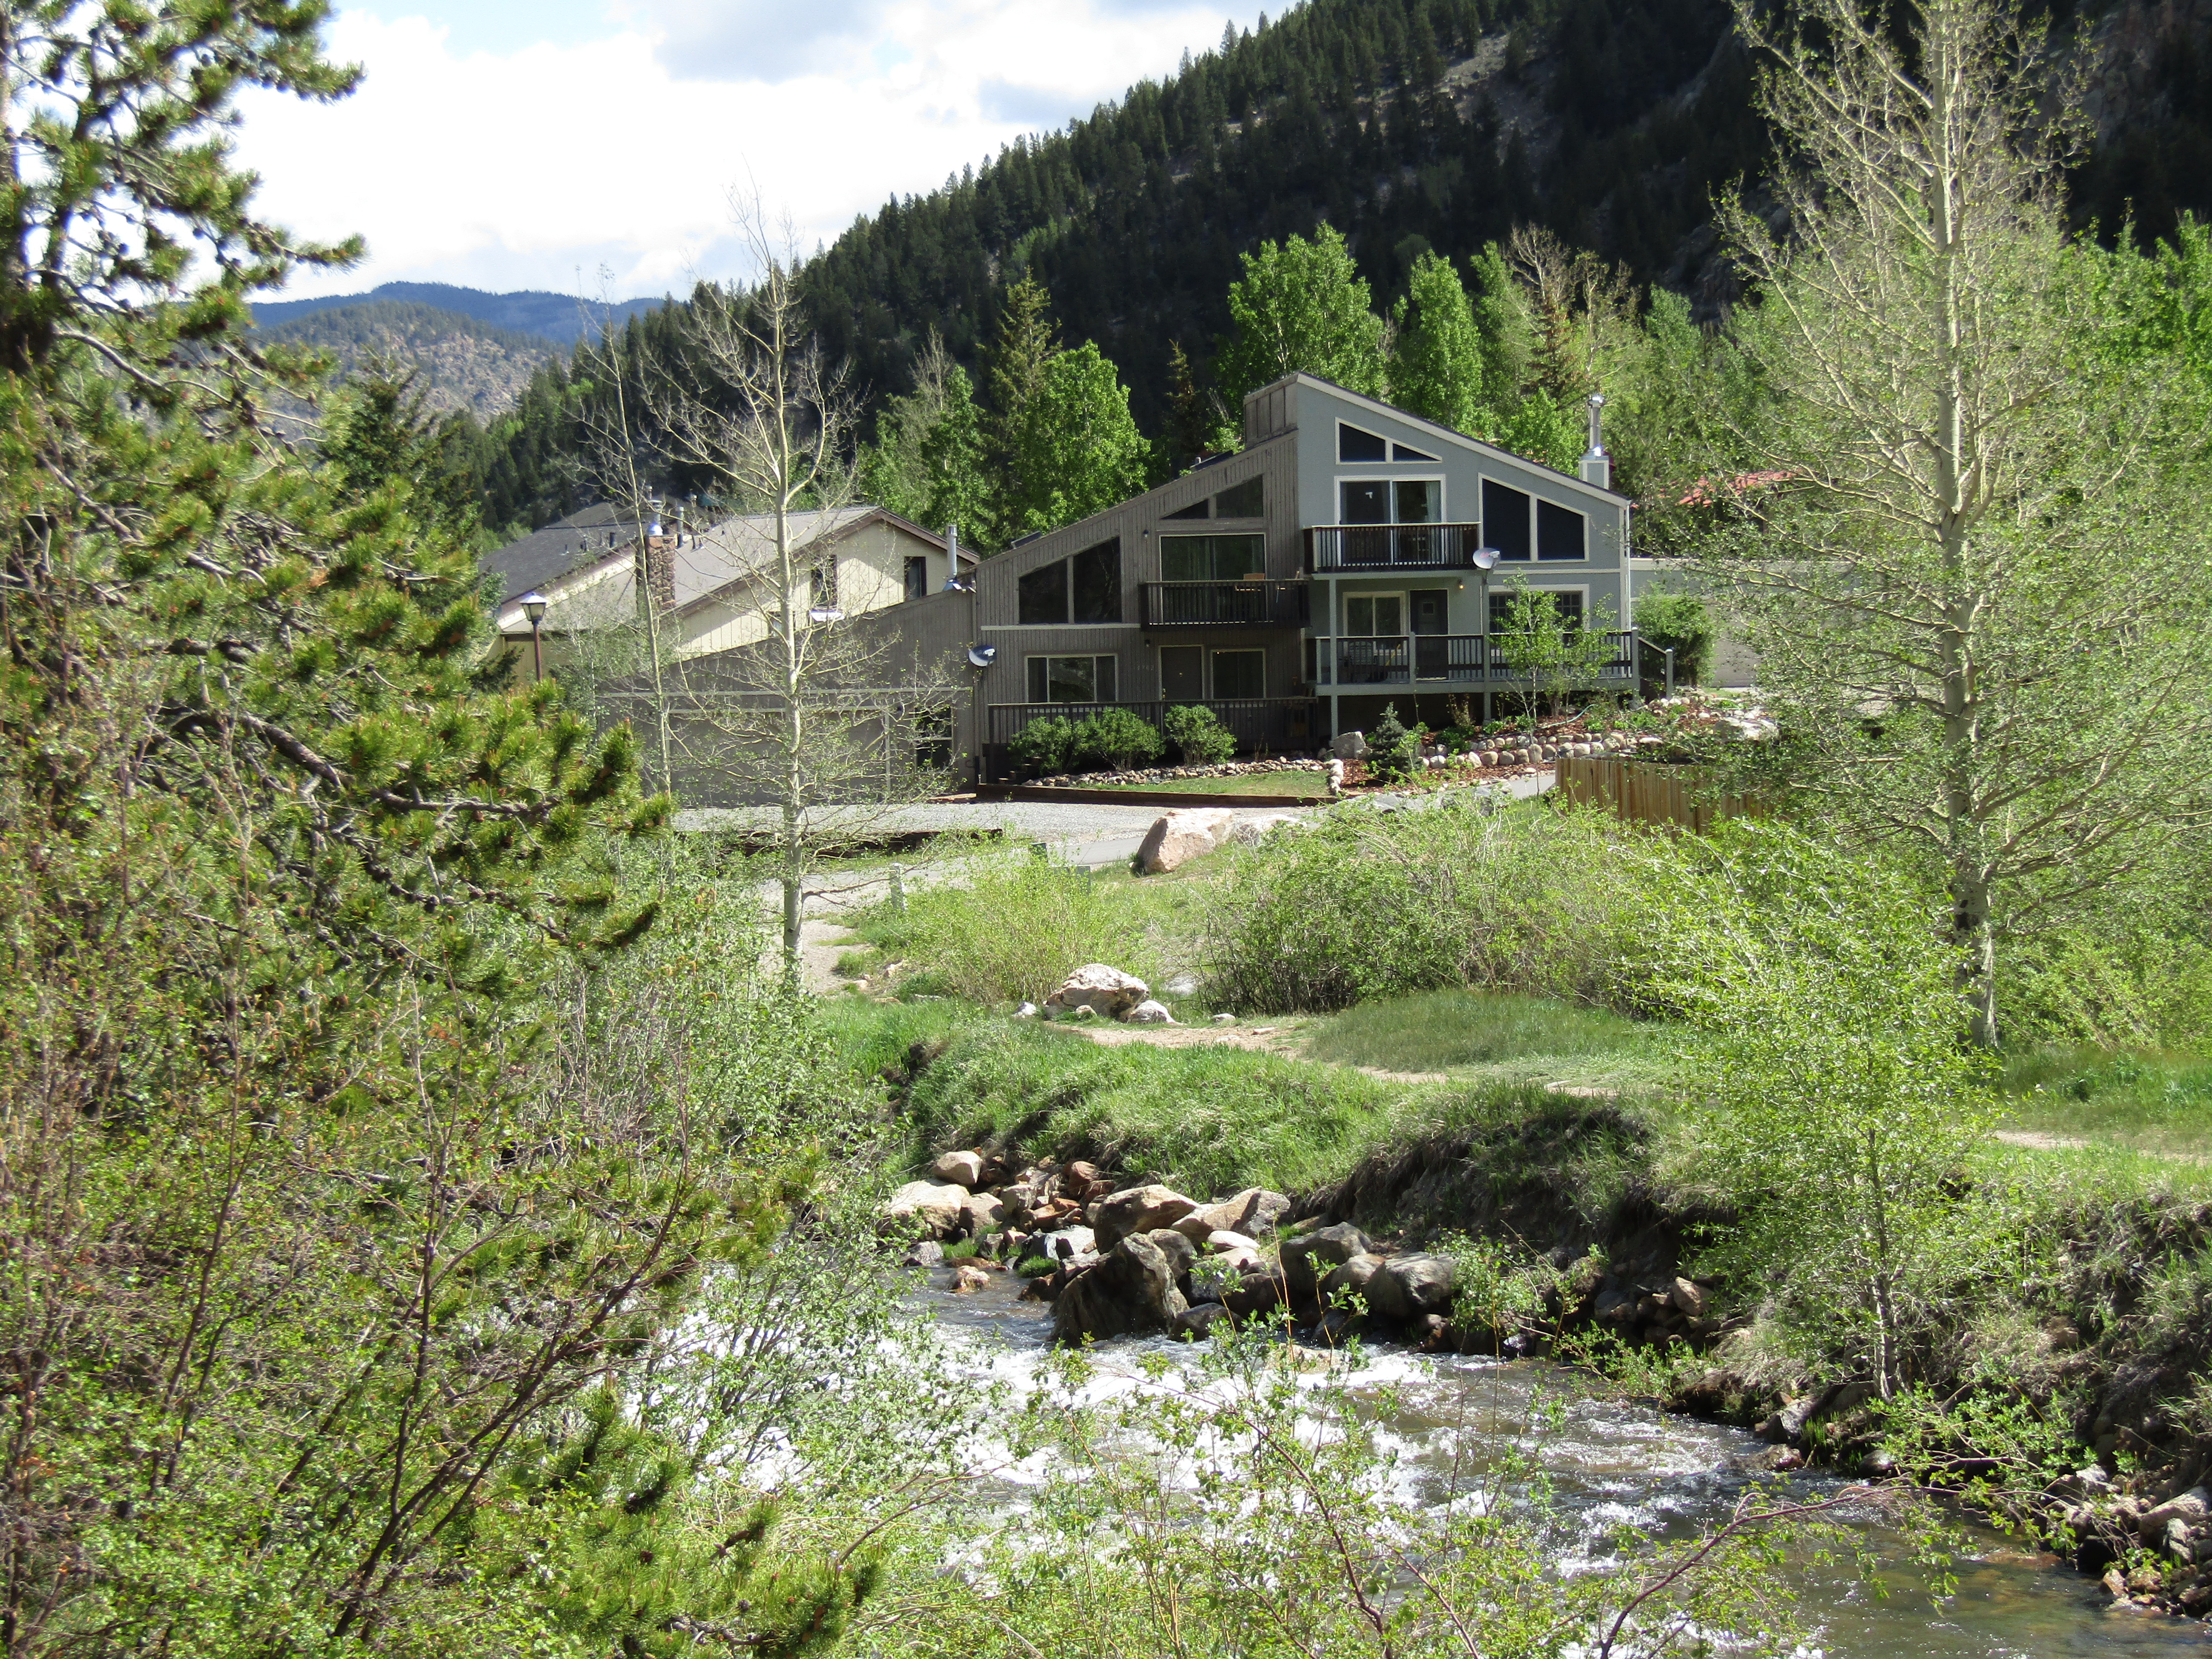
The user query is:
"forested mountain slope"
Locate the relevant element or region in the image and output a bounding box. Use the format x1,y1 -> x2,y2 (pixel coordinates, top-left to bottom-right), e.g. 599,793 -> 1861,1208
253,281 -> 663,345
465,0 -> 2212,535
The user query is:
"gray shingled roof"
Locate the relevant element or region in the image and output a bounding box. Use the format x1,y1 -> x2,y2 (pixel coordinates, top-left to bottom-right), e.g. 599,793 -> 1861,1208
480,504 -> 638,605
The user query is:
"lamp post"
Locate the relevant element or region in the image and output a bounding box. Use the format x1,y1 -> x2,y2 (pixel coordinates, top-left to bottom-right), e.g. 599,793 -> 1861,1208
520,590 -> 548,684
1470,545 -> 1500,721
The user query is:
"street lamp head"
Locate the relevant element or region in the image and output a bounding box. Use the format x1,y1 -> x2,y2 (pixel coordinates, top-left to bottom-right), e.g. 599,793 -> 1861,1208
808,605 -> 846,625
520,591 -> 548,625
1471,547 -> 1500,571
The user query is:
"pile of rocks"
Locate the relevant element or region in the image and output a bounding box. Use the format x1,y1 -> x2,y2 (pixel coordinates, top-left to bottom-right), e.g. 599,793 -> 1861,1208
1029,757 -> 1327,788
1331,727 -> 1656,773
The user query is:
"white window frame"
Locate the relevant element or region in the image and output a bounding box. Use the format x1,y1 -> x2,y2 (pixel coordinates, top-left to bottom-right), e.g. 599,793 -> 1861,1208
1478,476 -> 1592,563
1343,589 -> 1409,638
1486,583 -> 1592,634
1335,476 -> 1446,526
1024,653 -> 1119,705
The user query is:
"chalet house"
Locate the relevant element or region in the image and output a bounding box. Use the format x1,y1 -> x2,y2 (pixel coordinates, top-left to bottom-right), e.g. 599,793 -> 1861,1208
481,501 -> 973,676
957,372 -> 1633,776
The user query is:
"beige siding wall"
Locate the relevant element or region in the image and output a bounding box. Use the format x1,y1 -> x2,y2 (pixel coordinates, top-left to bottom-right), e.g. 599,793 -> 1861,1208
675,520 -> 951,660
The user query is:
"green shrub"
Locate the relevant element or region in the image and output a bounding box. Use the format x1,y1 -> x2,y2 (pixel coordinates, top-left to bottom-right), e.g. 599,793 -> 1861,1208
1633,592 -> 1714,691
1072,706 -> 1165,771
1008,715 -> 1078,776
1162,702 -> 1238,765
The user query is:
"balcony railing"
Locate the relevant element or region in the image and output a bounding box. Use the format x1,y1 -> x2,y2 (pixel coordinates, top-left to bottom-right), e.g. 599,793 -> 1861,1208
1319,632 -> 1638,686
982,698 -> 1319,781
1305,523 -> 1486,571
1140,579 -> 1309,629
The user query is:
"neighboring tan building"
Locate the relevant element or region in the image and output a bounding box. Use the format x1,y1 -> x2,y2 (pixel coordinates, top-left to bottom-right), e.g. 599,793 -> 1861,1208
481,502 -> 972,677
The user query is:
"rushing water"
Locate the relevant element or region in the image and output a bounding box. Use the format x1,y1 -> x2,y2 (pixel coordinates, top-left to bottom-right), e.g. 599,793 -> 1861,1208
920,1268 -> 2209,1659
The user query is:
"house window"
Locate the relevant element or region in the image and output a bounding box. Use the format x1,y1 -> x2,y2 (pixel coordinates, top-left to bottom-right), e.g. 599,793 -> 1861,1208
1489,589 -> 1584,633
1338,423 -> 1388,462
1071,538 -> 1121,623
1340,480 -> 1389,524
1161,533 -> 1265,582
1213,475 -> 1264,518
1027,654 -> 1117,704
1392,439 -> 1438,462
1394,479 -> 1440,523
1212,649 -> 1266,699
1537,500 -> 1586,561
810,561 -> 838,605
1017,559 -> 1069,625
915,706 -> 953,767
1164,497 -> 1211,520
1345,594 -> 1404,636
1483,480 -> 1532,560
904,555 -> 930,601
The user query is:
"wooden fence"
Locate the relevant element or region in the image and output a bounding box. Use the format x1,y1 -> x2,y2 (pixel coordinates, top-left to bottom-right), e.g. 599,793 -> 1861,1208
1554,755 -> 1764,833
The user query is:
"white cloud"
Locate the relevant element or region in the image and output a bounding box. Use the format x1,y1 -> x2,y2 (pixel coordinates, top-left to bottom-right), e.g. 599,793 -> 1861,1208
233,0 -> 1267,301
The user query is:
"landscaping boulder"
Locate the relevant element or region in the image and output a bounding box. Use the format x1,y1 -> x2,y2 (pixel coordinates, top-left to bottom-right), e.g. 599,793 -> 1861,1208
1091,1184 -> 1202,1249
1053,1234 -> 1190,1342
1046,964 -> 1151,1020
1126,999 -> 1177,1025
876,1181 -> 969,1239
1332,731 -> 1368,759
1137,809 -> 1237,875
1369,1253 -> 1457,1322
928,1150 -> 985,1188
1279,1222 -> 1375,1301
1175,1188 -> 1293,1242
1223,812 -> 1301,848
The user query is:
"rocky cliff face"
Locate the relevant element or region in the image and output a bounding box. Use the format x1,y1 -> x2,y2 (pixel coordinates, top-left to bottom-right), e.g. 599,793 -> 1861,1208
258,300 -> 557,420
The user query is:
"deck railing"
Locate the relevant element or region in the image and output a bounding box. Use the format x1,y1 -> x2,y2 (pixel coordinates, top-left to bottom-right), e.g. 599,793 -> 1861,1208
1305,523 -> 1486,571
1318,631 -> 1638,686
1139,580 -> 1309,629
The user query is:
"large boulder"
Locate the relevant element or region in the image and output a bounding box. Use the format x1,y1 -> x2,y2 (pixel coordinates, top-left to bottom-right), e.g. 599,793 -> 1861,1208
1053,1234 -> 1190,1342
1046,964 -> 1152,1020
1279,1222 -> 1375,1301
876,1181 -> 969,1239
1332,731 -> 1368,760
1142,1227 -> 1198,1286
961,1191 -> 1007,1235
928,1149 -> 985,1188
1175,1188 -> 1293,1242
1318,1253 -> 1388,1307
1092,1184 -> 1202,1249
1368,1253 -> 1457,1322
1136,809 -> 1238,875
1223,813 -> 1302,848
1224,1265 -> 1285,1317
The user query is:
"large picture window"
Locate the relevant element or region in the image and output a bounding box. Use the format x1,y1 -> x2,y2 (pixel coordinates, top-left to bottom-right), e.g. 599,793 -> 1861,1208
1345,594 -> 1404,635
1483,480 -> 1532,561
1026,654 -> 1117,704
1212,650 -> 1266,699
1394,480 -> 1440,523
1161,533 -> 1265,582
1017,559 -> 1068,625
1340,480 -> 1389,524
1016,539 -> 1122,623
1071,539 -> 1121,623
1537,500 -> 1586,561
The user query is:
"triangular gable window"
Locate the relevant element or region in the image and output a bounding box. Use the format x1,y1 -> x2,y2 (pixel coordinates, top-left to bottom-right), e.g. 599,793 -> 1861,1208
1391,440 -> 1438,461
1337,423 -> 1387,462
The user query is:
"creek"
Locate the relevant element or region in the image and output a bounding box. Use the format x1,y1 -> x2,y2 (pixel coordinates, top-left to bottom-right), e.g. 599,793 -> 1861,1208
920,1268 -> 2208,1658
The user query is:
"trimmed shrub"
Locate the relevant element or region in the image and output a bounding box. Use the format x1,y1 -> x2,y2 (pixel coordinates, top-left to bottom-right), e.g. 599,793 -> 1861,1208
1163,703 -> 1238,765
1072,706 -> 1165,771
1008,715 -> 1078,776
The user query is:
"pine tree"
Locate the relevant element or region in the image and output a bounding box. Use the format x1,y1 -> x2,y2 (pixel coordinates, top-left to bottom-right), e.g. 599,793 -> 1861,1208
923,363 -> 999,546
987,275 -> 1060,511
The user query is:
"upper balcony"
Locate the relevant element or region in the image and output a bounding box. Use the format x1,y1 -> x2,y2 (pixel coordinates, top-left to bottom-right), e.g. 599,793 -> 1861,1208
1139,579 -> 1310,630
1305,523 -> 1485,573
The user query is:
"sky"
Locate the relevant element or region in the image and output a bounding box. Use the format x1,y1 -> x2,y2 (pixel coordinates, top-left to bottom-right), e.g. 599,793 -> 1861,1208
234,0 -> 1272,302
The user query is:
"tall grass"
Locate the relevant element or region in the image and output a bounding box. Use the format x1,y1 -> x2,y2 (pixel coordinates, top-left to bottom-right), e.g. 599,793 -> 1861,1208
1302,988 -> 1653,1073
851,852 -> 1188,1005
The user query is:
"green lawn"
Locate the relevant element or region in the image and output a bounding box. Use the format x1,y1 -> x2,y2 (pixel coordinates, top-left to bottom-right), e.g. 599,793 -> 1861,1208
1997,1046 -> 2212,1158
1300,988 -> 1657,1076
